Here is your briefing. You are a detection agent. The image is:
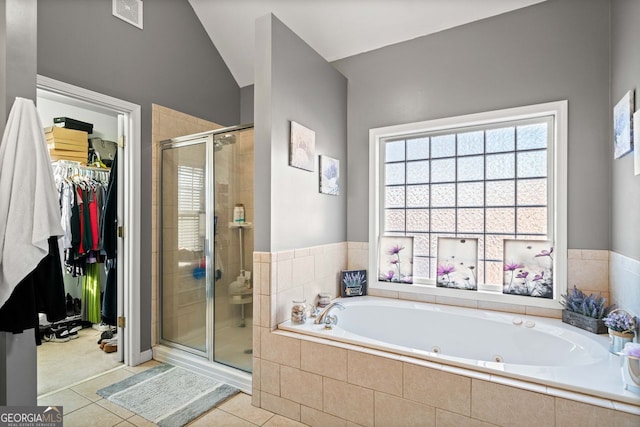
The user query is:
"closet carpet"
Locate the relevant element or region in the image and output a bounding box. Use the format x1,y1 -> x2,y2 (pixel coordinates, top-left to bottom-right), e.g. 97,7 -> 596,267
38,327 -> 122,396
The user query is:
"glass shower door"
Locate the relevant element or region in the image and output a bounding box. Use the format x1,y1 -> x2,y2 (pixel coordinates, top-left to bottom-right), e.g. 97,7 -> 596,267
160,138 -> 209,354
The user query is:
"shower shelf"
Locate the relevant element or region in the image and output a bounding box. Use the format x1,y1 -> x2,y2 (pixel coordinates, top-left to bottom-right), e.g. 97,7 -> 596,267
228,222 -> 252,228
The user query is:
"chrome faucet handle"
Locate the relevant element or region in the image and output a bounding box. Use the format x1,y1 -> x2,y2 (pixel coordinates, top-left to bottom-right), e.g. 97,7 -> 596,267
323,314 -> 338,329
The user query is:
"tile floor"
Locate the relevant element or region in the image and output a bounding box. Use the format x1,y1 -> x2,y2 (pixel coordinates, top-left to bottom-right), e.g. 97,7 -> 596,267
37,360 -> 307,426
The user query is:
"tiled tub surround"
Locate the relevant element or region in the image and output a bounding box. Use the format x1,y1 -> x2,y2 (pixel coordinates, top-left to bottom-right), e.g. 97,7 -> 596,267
280,297 -> 640,409
253,243 -> 639,426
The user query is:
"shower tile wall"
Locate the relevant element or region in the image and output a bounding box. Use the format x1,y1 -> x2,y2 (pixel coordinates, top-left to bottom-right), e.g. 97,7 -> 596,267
151,104 -> 223,345
215,128 -> 255,330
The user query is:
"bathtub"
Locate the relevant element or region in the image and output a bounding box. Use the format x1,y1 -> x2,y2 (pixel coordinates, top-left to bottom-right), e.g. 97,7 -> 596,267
279,296 -> 640,406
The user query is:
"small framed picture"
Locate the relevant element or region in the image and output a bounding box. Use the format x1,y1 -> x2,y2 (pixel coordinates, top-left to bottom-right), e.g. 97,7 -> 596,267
503,239 -> 553,299
436,237 -> 478,291
341,269 -> 367,297
290,120 -> 315,171
319,155 -> 340,195
613,90 -> 634,159
378,236 -> 413,284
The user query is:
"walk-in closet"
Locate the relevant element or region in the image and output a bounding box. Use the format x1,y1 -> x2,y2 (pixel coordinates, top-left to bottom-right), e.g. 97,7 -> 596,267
35,89 -> 123,396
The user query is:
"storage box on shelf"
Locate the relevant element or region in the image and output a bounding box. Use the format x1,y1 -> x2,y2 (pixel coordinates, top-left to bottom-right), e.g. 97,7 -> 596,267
44,126 -> 88,163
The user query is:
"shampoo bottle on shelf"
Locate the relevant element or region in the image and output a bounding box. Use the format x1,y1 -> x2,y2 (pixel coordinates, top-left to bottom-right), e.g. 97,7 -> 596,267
233,204 -> 245,223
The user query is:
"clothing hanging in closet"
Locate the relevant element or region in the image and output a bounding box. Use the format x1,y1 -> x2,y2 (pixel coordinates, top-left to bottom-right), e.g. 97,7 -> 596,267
53,161 -> 110,324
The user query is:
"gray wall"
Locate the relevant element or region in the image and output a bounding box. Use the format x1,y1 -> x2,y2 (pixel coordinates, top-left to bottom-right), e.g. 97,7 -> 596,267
240,85 -> 254,124
333,0 -> 611,250
611,0 -> 640,260
254,14 -> 347,252
37,0 -> 240,351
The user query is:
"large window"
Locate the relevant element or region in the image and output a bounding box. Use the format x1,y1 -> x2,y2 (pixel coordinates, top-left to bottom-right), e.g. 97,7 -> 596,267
370,102 -> 567,306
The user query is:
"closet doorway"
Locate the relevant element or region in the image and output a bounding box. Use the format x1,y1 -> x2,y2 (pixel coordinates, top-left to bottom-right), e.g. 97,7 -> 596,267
35,76 -> 142,396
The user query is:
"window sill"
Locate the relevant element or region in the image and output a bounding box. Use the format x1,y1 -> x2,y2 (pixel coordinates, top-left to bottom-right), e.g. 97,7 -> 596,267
370,280 -> 564,311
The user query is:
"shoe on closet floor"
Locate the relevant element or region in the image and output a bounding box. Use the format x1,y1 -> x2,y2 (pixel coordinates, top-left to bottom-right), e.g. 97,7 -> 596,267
103,343 -> 117,353
66,293 -> 74,316
97,330 -> 113,344
43,327 -> 70,343
67,324 -> 82,339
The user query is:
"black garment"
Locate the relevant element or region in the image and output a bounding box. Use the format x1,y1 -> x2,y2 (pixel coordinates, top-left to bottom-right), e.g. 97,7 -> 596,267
101,153 -> 117,325
0,237 -> 67,343
102,153 -> 117,260
101,265 -> 117,326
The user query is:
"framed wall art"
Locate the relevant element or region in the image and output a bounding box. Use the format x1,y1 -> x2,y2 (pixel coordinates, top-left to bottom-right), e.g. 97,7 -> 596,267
319,155 -> 340,195
436,237 -> 478,291
503,240 -> 553,299
634,110 -> 640,176
378,236 -> 413,284
613,90 -> 634,159
341,269 -> 367,297
290,120 -> 315,171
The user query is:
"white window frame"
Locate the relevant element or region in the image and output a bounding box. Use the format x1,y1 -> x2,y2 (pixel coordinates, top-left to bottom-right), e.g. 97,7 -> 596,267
369,101 -> 568,309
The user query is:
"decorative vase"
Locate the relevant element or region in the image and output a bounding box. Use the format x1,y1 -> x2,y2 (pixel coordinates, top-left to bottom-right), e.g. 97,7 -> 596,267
621,354 -> 640,394
561,310 -> 607,334
608,329 -> 634,354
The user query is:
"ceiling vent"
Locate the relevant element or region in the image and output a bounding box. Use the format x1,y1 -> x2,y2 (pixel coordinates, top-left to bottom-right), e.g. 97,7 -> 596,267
112,0 -> 143,30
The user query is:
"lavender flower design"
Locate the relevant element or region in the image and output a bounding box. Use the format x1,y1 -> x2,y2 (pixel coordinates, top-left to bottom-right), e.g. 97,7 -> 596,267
504,263 -> 524,293
437,264 -> 456,284
388,244 -> 404,279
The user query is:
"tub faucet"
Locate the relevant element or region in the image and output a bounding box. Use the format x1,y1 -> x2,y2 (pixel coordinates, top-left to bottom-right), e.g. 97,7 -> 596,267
314,302 -> 345,328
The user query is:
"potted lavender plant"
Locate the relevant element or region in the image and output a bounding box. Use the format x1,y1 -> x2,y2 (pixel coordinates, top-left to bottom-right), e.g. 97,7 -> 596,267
603,309 -> 637,353
560,286 -> 608,334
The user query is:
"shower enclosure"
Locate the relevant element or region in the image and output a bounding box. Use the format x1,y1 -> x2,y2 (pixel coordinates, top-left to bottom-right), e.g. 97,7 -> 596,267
159,125 -> 254,378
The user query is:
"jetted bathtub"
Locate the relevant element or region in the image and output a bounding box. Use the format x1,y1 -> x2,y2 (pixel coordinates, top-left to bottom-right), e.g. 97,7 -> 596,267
279,296 -> 640,406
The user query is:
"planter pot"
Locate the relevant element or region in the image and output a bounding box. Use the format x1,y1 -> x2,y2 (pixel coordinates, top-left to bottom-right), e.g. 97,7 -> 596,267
561,310 -> 607,334
609,328 -> 635,354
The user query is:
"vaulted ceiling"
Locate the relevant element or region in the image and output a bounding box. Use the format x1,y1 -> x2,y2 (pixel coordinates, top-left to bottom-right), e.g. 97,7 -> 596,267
189,0 -> 546,88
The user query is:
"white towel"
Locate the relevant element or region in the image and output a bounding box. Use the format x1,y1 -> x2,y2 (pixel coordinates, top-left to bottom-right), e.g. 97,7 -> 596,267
0,97 -> 64,309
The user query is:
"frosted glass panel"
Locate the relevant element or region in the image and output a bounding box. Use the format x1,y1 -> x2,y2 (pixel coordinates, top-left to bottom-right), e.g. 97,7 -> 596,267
486,153 -> 514,180
385,186 -> 405,208
413,257 -> 430,278
486,127 -> 514,153
407,137 -> 429,160
518,178 -> 547,205
458,131 -> 484,155
385,209 -> 405,232
457,208 -> 484,233
517,151 -> 547,178
431,209 -> 455,232
386,140 -> 405,162
406,209 -> 430,232
431,158 -> 455,182
457,156 -> 484,181
486,234 -> 513,261
517,123 -> 547,150
407,184 -> 429,207
458,182 -> 484,207
486,181 -> 515,206
486,208 -> 514,233
385,163 -> 405,185
407,160 -> 429,184
486,261 -> 503,286
431,134 -> 456,158
517,207 -> 547,234
431,183 -> 455,207
412,233 -> 430,256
